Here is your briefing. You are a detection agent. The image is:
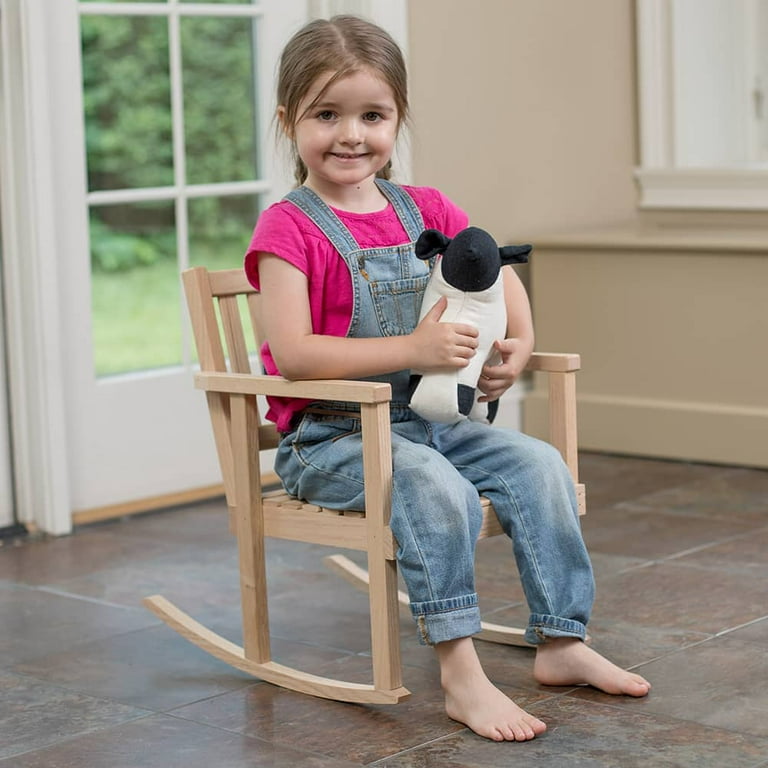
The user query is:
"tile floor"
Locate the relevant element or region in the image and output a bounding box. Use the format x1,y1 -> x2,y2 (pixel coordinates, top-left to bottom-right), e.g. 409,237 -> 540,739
1,452 -> 768,767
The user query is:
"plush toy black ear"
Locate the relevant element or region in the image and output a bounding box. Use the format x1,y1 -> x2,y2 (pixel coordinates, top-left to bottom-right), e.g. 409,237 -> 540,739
415,229 -> 452,260
499,244 -> 532,265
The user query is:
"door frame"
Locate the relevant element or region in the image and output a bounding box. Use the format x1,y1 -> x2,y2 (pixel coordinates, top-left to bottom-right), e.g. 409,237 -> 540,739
0,0 -> 72,535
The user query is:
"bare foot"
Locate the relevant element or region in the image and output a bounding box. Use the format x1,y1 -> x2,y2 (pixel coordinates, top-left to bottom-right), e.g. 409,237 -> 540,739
436,637 -> 547,742
534,637 -> 651,697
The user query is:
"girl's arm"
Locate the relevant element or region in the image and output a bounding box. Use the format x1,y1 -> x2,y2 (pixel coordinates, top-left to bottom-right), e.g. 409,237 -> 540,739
257,254 -> 479,381
477,265 -> 535,402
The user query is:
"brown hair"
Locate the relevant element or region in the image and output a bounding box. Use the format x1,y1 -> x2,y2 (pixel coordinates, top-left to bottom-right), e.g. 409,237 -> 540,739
276,15 -> 409,186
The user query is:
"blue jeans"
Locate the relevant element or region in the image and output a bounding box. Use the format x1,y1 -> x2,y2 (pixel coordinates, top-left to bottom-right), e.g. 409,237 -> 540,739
275,405 -> 594,646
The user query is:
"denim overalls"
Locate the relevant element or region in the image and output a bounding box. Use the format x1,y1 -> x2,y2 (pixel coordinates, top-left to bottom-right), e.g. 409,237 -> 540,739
275,180 -> 595,646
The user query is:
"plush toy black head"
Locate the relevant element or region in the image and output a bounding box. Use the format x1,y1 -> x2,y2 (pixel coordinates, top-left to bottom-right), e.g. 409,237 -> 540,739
415,227 -> 532,292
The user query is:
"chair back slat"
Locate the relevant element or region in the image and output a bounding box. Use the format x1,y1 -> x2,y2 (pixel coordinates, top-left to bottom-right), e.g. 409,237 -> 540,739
218,295 -> 252,374
246,293 -> 265,357
182,266 -> 228,373
182,267 -> 280,505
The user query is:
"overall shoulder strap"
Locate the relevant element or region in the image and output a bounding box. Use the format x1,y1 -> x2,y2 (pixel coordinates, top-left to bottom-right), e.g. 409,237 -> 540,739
375,179 -> 425,241
284,186 -> 360,257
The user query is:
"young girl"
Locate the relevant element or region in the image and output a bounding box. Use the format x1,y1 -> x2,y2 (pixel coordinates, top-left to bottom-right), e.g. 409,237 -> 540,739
245,14 -> 650,742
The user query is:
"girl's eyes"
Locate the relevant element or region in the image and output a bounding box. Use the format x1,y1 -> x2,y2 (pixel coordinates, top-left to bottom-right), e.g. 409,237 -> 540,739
314,111 -> 382,122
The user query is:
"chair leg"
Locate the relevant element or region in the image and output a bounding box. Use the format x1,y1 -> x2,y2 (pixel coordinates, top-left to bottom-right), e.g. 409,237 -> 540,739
324,554 -> 534,648
360,401 -> 409,694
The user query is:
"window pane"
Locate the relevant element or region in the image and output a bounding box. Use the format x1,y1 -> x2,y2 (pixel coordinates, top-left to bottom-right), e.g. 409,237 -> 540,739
90,203 -> 180,377
181,16 -> 259,185
188,194 -> 259,269
189,195 -> 261,355
81,15 -> 173,191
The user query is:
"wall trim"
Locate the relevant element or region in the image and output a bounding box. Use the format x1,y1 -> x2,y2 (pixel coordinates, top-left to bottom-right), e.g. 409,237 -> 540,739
524,391 -> 768,469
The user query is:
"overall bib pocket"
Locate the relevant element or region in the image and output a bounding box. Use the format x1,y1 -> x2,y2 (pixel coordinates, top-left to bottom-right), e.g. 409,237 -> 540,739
369,275 -> 430,337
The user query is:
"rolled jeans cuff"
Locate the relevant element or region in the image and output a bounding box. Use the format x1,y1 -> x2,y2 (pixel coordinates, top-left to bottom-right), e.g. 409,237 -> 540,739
525,613 -> 588,645
410,594 -> 482,646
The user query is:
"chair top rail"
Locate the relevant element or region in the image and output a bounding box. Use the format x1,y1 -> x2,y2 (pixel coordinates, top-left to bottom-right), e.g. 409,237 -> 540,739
205,267 -> 255,298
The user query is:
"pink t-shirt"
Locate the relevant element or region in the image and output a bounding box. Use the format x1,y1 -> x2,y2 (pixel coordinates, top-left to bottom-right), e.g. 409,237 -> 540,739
244,184 -> 469,431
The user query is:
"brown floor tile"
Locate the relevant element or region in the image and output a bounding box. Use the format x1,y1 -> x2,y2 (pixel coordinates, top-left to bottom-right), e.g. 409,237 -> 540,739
569,634 -> 768,739
581,506 -> 756,560
375,696 -> 768,767
0,526 -> 183,586
171,656 -> 554,765
41,547 -> 243,617
0,584 -> 157,666
578,453 -> 727,510
589,561 -> 768,634
109,499 -> 234,547
726,617 -> 768,647
0,714 -> 360,768
12,624 -> 256,712
614,466 -> 768,525
0,670 -> 149,761
4,452 -> 768,765
671,526 -> 768,574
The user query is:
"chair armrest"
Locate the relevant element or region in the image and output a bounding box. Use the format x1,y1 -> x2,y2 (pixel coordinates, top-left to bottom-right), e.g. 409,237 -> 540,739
525,352 -> 581,373
195,372 -> 392,404
523,352 -> 581,484
201,371 -> 397,533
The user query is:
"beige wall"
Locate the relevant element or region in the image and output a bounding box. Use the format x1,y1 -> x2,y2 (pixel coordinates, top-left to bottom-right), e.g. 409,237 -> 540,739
407,1 -> 768,469
407,0 -> 638,239
522,230 -> 768,468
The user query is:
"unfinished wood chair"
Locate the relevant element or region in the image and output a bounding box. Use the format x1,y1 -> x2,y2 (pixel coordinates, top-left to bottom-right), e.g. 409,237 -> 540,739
144,266 -> 586,705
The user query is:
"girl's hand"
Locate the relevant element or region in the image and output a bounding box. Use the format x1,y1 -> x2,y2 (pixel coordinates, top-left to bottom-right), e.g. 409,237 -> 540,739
477,338 -> 530,402
411,296 -> 479,371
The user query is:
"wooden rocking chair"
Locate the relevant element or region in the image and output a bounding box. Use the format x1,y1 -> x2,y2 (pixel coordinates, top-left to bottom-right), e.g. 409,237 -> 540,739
143,266 -> 586,705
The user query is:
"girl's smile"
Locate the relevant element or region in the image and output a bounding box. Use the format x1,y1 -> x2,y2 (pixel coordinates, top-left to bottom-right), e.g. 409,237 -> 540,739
284,68 -> 399,210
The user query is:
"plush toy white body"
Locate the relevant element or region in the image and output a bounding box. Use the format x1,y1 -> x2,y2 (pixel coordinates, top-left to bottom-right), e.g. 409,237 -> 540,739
408,227 -> 531,424
409,264 -> 506,423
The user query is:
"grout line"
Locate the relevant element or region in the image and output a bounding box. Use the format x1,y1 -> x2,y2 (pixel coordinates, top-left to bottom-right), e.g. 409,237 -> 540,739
366,730 -> 466,765
714,615 -> 768,638
34,585 -> 151,612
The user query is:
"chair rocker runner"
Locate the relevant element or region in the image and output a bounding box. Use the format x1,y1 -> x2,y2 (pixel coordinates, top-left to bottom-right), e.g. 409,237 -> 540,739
143,266 -> 586,705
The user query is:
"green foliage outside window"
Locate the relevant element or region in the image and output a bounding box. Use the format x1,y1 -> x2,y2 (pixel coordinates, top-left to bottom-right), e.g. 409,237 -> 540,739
81,12 -> 260,272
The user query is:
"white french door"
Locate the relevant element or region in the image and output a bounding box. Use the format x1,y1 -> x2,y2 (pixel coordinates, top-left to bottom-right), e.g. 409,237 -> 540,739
2,0 -> 406,533
62,0 -> 306,516
1,0 -> 305,527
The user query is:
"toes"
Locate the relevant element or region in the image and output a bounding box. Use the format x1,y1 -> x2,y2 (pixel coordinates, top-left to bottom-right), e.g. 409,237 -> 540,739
527,716 -> 548,735
626,679 -> 651,697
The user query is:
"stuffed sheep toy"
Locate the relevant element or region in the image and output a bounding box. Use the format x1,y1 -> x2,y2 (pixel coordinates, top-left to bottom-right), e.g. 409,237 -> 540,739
408,226 -> 531,424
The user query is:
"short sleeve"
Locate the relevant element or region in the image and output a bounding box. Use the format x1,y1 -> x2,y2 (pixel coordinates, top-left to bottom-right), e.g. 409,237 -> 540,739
402,185 -> 470,239
244,203 -> 312,291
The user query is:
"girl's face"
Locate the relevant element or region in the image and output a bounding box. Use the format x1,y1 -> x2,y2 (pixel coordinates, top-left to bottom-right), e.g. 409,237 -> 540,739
283,68 -> 399,198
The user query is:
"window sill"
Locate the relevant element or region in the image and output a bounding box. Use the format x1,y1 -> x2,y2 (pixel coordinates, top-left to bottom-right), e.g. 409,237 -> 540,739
635,167 -> 768,211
